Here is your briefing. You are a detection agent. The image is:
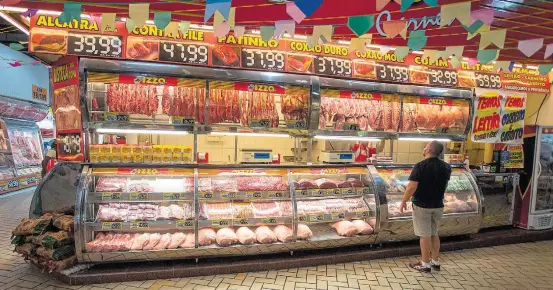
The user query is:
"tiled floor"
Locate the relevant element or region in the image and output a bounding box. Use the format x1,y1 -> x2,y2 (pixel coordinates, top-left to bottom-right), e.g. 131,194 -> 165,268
2,192 -> 553,290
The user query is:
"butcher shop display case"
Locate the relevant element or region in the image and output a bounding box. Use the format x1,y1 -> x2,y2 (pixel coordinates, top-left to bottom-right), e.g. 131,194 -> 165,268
401,96 -> 471,135
473,172 -> 517,229
368,164 -> 482,243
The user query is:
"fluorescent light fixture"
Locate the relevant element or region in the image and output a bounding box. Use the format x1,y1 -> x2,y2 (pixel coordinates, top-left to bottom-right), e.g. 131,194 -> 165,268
399,137 -> 451,142
338,40 -> 351,45
314,135 -> 381,142
513,63 -> 523,68
97,128 -> 189,135
0,12 -> 29,35
526,65 -> 539,70
412,51 -> 424,55
0,6 -> 26,12
211,132 -> 290,138
261,72 -> 282,77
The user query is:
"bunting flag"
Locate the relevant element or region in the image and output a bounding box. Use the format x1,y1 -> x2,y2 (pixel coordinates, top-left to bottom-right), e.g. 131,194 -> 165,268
493,61 -> 512,72
380,45 -> 392,55
126,18 -> 137,33
382,20 -> 406,39
394,46 -> 410,61
518,38 -> 544,57
260,26 -> 275,42
545,43 -> 553,59
440,2 -> 471,27
467,23 -> 490,40
227,7 -> 236,29
59,3 -> 81,24
313,25 -> 333,43
436,50 -> 448,61
129,3 -> 149,28
294,0 -> 323,17
21,9 -> 38,17
450,56 -> 462,69
376,0 -> 401,11
349,34 -> 372,53
463,20 -> 484,34
479,29 -> 507,50
407,30 -> 427,50
101,13 -> 116,33
205,0 -> 231,23
538,64 -> 553,76
306,35 -> 317,48
154,12 -> 171,30
446,46 -> 464,58
180,21 -> 191,35
214,10 -> 225,29
471,8 -> 494,26
422,50 -> 439,63
8,43 -> 24,51
347,15 -> 374,37
477,49 -> 499,64
401,0 -> 437,12
274,20 -> 295,40
214,22 -> 230,37
165,22 -> 179,39
234,26 -> 245,37
399,26 -> 408,40
286,2 -> 306,24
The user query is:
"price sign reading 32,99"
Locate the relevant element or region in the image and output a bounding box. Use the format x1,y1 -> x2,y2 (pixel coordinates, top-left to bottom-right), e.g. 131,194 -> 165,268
67,34 -> 123,58
428,68 -> 458,87
159,42 -> 209,65
241,49 -> 285,71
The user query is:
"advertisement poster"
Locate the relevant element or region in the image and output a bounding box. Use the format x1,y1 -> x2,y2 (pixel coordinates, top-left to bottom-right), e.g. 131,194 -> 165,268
504,145 -> 524,168
471,89 -> 526,144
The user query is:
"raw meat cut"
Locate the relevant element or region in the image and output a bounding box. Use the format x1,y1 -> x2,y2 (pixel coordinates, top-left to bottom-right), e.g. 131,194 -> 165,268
202,202 -> 234,219
153,233 -> 172,250
236,227 -> 256,245
167,232 -> 187,249
273,225 -> 293,243
401,101 -> 470,133
294,179 -> 316,190
212,178 -> 238,192
255,226 -> 277,244
332,221 -> 359,237
319,96 -> 399,131
281,94 -> 308,125
198,228 -> 217,246
351,220 -> 373,235
142,233 -> 161,250
96,177 -> 128,192
251,202 -> 280,218
216,227 -> 238,247
130,233 -> 150,250
106,83 -> 158,116
236,176 -> 288,191
96,203 -> 159,222
297,200 -> 327,215
180,232 -> 195,248
314,178 -> 338,189
296,224 -> 313,240
232,203 -> 253,219
277,201 -> 293,216
347,178 -> 364,188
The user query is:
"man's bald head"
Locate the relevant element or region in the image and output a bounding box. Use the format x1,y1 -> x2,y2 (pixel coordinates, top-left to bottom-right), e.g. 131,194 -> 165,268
424,141 -> 444,158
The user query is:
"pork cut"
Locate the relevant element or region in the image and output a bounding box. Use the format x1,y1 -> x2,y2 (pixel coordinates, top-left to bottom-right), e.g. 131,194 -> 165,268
332,221 -> 359,237
273,225 -> 293,243
351,220 -> 373,235
167,232 -> 187,249
142,233 -> 161,250
216,227 -> 238,247
130,233 -> 150,250
236,227 -> 256,245
152,233 -> 172,250
297,224 -> 313,240
180,232 -> 195,248
255,226 -> 277,244
198,228 -> 217,246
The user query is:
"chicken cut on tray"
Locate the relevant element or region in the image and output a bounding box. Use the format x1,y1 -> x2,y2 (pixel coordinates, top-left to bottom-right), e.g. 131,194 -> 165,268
216,227 -> 238,247
273,225 -> 293,243
255,226 -> 277,244
236,227 -> 256,245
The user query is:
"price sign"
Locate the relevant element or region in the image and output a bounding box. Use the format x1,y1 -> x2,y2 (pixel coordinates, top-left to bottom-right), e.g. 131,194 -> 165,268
331,212 -> 345,220
234,218 -> 250,226
312,189 -> 326,197
309,214 -> 325,222
285,119 -> 307,129
342,122 -> 360,131
176,220 -> 194,228
7,179 -> 19,189
104,112 -> 130,122
356,211 -> 369,218
129,192 -> 148,200
67,34 -> 123,58
314,56 -> 352,77
342,188 -> 355,195
241,49 -> 285,71
101,222 -> 123,230
475,72 -> 502,89
357,187 -> 371,195
268,191 -> 284,198
428,68 -> 458,87
212,219 -> 231,227
130,221 -> 149,229
102,192 -> 122,200
172,117 -> 195,126
159,42 -> 209,65
296,189 -> 309,196
246,191 -> 262,198
262,217 -> 278,224
163,192 -> 181,200
58,133 -> 82,156
326,188 -> 341,196
249,119 -> 271,128
199,192 -> 213,199
220,192 -> 237,199
376,64 -> 409,83
435,127 -> 450,134
298,215 -> 308,222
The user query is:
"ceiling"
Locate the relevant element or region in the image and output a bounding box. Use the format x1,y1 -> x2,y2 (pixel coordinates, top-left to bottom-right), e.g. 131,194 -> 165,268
3,0 -> 553,64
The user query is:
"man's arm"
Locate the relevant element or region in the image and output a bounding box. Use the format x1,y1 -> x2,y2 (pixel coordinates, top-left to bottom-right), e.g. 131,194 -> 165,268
400,181 -> 418,212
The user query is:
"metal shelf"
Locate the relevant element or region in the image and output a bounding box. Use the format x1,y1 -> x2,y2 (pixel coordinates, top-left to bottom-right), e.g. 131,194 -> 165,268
297,210 -> 371,224
293,187 -> 372,197
198,216 -> 294,228
197,190 -> 290,201
87,220 -> 195,231
88,192 -> 194,203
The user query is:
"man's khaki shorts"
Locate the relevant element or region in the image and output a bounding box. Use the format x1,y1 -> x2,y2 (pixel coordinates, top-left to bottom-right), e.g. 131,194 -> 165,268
412,204 -> 444,237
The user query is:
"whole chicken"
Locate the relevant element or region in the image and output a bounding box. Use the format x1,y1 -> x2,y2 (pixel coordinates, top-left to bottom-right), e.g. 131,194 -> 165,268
180,232 -> 195,248
255,226 -> 277,244
236,227 -> 256,245
351,220 -> 373,235
198,228 -> 217,246
130,233 -> 150,250
332,221 -> 359,237
216,227 -> 238,247
152,233 -> 172,250
167,232 -> 186,249
273,225 -> 293,243
297,224 -> 313,240
142,233 -> 161,250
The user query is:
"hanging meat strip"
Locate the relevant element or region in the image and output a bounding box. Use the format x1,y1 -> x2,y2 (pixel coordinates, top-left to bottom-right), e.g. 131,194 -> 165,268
162,86 -> 170,114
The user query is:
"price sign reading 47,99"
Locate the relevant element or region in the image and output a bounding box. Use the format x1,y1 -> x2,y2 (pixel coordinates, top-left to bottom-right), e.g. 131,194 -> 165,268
475,72 -> 502,89
241,49 -> 285,71
159,42 -> 209,65
314,56 -> 352,77
376,64 -> 409,83
67,34 -> 123,58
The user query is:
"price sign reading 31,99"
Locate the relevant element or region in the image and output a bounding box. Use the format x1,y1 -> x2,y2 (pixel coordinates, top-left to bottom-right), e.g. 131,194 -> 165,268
376,64 -> 409,83
314,56 -> 352,77
241,49 -> 285,71
159,42 -> 209,65
67,34 -> 123,58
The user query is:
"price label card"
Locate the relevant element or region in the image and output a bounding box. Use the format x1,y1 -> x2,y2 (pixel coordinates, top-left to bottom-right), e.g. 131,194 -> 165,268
261,217 -> 278,224
246,191 -> 262,198
342,188 -> 355,195
331,212 -> 345,220
163,192 -> 181,200
376,63 -> 409,83
220,192 -> 237,199
268,191 -> 284,198
326,188 -> 342,196
435,127 -> 450,134
159,42 -> 209,65
172,117 -> 195,126
130,221 -> 149,229
176,219 -> 194,228
356,211 -> 369,218
357,187 -> 371,195
101,222 -> 123,230
475,72 -> 502,89
102,192 -> 122,200
342,122 -> 360,131
312,189 -> 326,197
67,34 -> 123,58
129,192 -> 149,200
296,189 -> 310,196
249,119 -> 271,128
314,56 -> 352,77
285,120 -> 307,129
428,68 -> 458,87
241,49 -> 286,71
212,219 -> 231,227
309,214 -> 325,222
104,112 -> 130,122
234,218 -> 250,226
198,192 -> 213,199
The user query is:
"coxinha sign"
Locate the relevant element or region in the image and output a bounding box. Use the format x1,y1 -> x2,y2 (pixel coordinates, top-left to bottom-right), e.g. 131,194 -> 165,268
375,10 -> 453,37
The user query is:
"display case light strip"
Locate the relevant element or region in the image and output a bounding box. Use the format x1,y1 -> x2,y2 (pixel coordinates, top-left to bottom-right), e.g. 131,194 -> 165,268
210,132 -> 290,138
0,12 -> 29,35
398,137 -> 452,142
314,135 -> 381,142
97,128 -> 189,135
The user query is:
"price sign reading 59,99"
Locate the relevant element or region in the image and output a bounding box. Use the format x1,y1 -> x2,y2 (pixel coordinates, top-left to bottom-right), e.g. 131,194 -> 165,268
159,42 -> 209,65
475,72 -> 502,89
67,34 -> 123,58
241,49 -> 285,71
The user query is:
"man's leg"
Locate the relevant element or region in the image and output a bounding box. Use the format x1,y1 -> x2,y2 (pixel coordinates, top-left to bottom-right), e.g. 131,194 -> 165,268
431,235 -> 440,261
409,205 -> 432,273
429,208 -> 444,270
420,236 -> 432,263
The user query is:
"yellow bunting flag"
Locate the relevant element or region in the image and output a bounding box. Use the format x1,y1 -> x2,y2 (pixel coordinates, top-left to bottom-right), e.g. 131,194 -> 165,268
313,25 -> 333,43
479,29 -> 507,50
440,2 -> 471,27
349,38 -> 366,53
467,24 -> 490,40
445,46 -> 464,58
493,61 -> 512,72
164,22 -> 179,39
422,50 -> 439,63
399,26 -> 408,40
101,13 -> 116,33
180,21 -> 190,35
129,3 -> 149,28
450,56 -> 462,69
228,7 -> 236,29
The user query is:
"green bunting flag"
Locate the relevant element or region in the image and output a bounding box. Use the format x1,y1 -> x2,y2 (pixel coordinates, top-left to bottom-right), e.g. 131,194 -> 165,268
407,30 -> 427,51
347,15 -> 375,37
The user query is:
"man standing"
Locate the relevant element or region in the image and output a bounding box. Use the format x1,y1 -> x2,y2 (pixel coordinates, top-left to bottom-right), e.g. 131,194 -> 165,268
400,141 -> 451,273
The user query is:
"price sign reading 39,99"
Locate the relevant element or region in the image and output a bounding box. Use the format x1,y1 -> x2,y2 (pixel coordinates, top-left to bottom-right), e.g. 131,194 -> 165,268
314,56 -> 352,77
241,49 -> 285,71
159,42 -> 209,65
67,34 -> 123,58
428,68 -> 458,87
475,72 -> 502,89
376,64 -> 409,83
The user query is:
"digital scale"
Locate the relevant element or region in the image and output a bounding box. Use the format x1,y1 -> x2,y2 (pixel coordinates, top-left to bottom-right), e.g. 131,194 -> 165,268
240,149 -> 273,164
320,150 -> 355,163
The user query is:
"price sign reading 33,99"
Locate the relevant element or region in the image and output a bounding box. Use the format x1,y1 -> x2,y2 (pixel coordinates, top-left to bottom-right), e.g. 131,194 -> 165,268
376,64 -> 409,83
159,42 -> 209,65
314,56 -> 352,77
475,72 -> 502,89
67,34 -> 123,58
241,49 -> 285,71
428,68 -> 458,87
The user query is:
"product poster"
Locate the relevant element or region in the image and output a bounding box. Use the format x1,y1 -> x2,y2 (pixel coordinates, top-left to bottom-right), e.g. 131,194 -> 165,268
504,145 -> 524,168
471,88 -> 526,144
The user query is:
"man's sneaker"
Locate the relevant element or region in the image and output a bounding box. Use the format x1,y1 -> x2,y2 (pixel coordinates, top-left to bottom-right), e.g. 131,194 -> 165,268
430,262 -> 441,271
409,261 -> 431,273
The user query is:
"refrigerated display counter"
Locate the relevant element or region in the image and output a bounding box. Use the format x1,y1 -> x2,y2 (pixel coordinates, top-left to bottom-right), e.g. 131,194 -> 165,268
473,172 -> 518,229
368,164 -> 482,243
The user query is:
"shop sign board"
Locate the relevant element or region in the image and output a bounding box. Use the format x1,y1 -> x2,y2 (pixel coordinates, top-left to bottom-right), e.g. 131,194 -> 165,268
471,88 -> 526,144
504,145 -> 524,169
28,14 -> 550,93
